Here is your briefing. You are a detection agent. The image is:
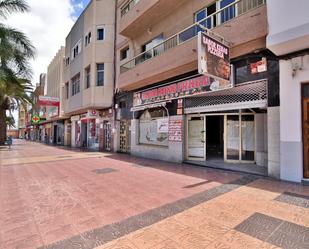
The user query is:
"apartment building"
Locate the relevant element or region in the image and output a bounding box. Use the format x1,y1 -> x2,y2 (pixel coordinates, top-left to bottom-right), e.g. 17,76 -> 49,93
18,104 -> 28,138
267,0 -> 309,183
115,0 -> 280,177
42,46 -> 66,145
62,0 -> 116,150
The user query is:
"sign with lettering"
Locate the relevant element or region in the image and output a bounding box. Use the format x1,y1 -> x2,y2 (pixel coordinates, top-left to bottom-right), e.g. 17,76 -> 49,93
133,74 -> 231,107
168,119 -> 182,142
198,32 -> 230,82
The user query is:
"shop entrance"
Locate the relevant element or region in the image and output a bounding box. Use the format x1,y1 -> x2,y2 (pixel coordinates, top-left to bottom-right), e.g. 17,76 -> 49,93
81,122 -> 88,147
187,113 -> 255,164
206,116 -> 224,159
302,83 -> 309,178
104,121 -> 111,151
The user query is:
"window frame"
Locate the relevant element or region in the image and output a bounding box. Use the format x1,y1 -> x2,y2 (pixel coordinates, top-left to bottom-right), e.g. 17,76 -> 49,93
85,66 -> 91,89
120,46 -> 129,61
96,63 -> 104,86
71,73 -> 81,96
97,27 -> 105,41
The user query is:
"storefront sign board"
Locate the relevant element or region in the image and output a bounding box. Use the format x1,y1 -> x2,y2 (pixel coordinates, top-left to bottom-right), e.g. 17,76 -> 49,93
198,32 -> 230,81
133,74 -> 231,107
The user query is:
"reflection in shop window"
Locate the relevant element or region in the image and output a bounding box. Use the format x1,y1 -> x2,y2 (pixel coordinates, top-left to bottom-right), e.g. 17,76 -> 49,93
139,108 -> 169,146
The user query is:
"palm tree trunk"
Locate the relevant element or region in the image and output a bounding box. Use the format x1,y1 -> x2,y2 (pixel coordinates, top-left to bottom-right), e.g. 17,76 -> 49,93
0,104 -> 7,145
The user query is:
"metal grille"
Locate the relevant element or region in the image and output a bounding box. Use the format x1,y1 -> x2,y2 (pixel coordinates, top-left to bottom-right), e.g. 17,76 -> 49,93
119,121 -> 127,152
185,80 -> 267,113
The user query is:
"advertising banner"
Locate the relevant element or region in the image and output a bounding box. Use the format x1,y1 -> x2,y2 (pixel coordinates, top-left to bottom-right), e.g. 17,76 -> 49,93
38,96 -> 60,119
198,32 -> 230,82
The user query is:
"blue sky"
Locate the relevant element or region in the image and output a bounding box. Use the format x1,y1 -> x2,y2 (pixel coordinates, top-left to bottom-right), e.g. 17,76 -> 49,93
71,0 -> 91,18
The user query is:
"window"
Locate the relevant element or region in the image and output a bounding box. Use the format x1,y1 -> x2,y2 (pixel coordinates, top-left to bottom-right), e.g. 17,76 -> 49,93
119,100 -> 126,109
65,82 -> 69,99
195,3 -> 217,31
97,27 -> 104,40
71,40 -> 82,60
120,47 -> 129,61
220,0 -> 236,23
65,57 -> 70,66
139,108 -> 168,146
85,66 -> 91,89
137,34 -> 164,64
71,74 -> 80,96
85,32 -> 91,46
96,63 -> 104,86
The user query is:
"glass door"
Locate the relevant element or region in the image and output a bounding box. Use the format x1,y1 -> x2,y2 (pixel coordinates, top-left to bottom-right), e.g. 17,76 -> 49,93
226,115 -> 240,160
225,114 -> 255,162
241,115 -> 255,161
187,116 -> 206,160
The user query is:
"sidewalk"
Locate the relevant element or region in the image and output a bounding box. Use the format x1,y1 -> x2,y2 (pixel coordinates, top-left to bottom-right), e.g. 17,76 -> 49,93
0,140 -> 308,249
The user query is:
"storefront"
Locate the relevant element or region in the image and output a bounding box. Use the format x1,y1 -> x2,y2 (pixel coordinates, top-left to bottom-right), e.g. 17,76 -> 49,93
129,51 -> 279,175
52,121 -> 64,145
71,110 -> 100,150
186,112 -> 255,163
115,92 -> 133,153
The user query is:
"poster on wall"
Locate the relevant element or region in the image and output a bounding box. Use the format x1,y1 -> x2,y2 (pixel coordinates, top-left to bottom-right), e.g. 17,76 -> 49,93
168,120 -> 182,142
198,32 -> 230,81
139,119 -> 168,146
157,118 -> 169,133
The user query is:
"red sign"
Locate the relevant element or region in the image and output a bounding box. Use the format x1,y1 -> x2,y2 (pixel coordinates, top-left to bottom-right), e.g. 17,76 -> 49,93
133,74 -> 231,106
250,58 -> 267,74
168,120 -> 182,142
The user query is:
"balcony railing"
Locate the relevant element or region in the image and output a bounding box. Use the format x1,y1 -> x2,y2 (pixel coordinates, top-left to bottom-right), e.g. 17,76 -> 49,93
120,0 -> 266,74
121,0 -> 140,17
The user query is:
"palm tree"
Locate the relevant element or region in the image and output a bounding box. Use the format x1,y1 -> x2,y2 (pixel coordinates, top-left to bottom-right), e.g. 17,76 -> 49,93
0,0 -> 35,144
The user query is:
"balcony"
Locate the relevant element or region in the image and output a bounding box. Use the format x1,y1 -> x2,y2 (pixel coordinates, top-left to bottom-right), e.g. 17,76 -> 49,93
119,0 -> 187,38
118,0 -> 267,90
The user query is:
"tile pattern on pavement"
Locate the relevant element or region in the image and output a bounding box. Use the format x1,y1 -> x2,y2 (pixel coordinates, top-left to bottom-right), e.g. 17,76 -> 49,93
95,178 -> 309,249
275,191 -> 309,208
38,175 -> 257,249
236,212 -> 309,249
0,140 -> 308,249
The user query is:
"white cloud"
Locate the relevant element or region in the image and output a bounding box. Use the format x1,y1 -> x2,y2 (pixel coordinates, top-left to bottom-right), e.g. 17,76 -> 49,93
4,0 -> 76,85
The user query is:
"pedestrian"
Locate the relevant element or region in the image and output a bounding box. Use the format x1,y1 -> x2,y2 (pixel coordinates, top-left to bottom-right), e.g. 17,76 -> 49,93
7,136 -> 13,149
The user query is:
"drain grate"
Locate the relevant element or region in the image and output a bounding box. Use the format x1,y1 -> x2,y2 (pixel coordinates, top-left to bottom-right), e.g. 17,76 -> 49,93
92,168 -> 117,174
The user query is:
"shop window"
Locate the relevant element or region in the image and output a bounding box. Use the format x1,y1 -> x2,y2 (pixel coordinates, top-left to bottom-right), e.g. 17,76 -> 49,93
139,108 -> 169,146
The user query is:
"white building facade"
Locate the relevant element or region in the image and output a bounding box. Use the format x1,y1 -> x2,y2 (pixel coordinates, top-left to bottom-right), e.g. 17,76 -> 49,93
267,0 -> 309,182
